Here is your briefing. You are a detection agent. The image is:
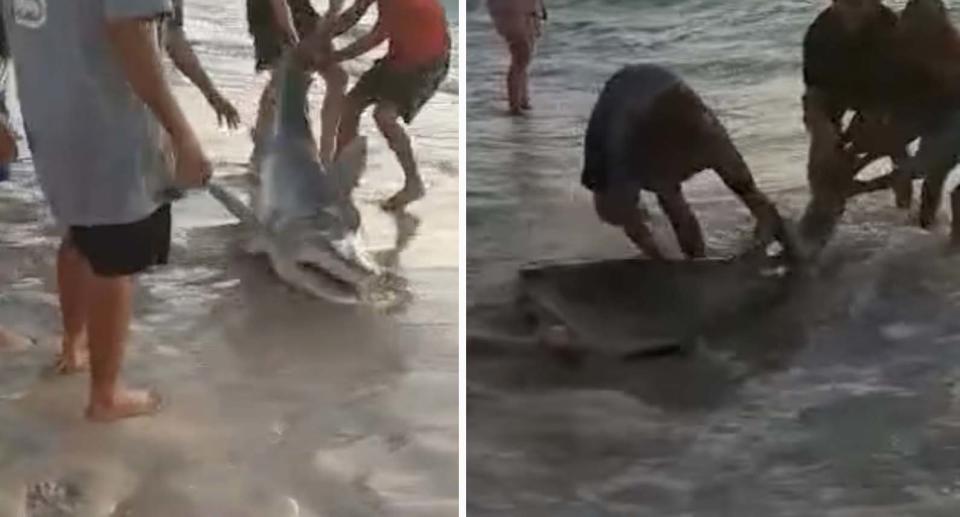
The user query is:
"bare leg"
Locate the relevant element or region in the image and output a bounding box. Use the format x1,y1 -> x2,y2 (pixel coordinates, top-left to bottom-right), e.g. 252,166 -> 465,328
374,102 -> 425,210
951,186 -> 960,248
657,188 -> 705,259
56,239 -> 90,374
593,192 -> 664,259
919,166 -> 950,229
506,40 -> 531,115
335,95 -> 364,159
318,65 -> 348,166
84,271 -> 160,422
252,72 -> 278,149
891,152 -> 913,210
0,326 -> 30,351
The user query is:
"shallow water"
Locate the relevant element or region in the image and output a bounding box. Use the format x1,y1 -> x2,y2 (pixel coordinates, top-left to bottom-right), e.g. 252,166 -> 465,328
0,1 -> 459,515
467,1 -> 960,515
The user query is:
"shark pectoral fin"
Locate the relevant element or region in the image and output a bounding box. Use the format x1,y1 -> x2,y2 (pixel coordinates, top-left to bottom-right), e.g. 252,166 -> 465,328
330,136 -> 369,194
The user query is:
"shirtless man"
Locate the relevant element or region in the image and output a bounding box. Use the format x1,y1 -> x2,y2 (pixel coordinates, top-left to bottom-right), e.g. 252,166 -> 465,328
248,0 -> 346,164
307,0 -> 451,210
487,0 -> 546,115
582,64 -> 794,260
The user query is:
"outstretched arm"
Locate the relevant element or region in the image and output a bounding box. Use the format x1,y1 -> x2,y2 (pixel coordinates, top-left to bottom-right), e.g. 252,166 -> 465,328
331,0 -> 375,36
269,0 -> 299,44
105,14 -> 210,187
322,0 -> 344,25
330,16 -> 386,63
164,18 -> 240,128
708,124 -> 793,256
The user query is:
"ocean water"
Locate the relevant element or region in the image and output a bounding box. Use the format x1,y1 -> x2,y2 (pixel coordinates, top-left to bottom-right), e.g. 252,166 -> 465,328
0,1 -> 459,515
467,1 -> 960,515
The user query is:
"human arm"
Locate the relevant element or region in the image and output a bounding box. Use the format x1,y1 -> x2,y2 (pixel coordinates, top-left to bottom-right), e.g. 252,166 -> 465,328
322,0 -> 344,26
105,13 -> 211,187
164,23 -> 241,128
269,0 -> 299,44
330,0 -> 375,37
330,16 -> 386,63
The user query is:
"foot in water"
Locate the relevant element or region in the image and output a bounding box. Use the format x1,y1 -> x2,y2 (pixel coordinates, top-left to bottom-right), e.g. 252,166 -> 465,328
381,178 -> 425,211
50,333 -> 90,374
86,388 -> 162,422
53,350 -> 89,375
0,327 -> 32,351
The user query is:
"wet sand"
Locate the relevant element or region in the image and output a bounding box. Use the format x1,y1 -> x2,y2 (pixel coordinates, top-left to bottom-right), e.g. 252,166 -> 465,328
0,4 -> 459,514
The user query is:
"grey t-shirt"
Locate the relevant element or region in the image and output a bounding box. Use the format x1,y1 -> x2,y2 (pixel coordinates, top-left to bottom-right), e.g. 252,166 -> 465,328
3,0 -> 174,226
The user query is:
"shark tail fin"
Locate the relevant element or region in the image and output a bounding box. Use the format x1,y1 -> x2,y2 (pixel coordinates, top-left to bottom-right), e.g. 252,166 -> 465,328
208,182 -> 260,228
329,136 -> 368,194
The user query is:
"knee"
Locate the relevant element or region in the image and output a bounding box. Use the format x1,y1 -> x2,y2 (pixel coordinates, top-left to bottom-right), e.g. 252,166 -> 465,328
508,41 -> 532,67
341,95 -> 364,122
373,106 -> 404,138
593,192 -> 637,227
323,66 -> 348,92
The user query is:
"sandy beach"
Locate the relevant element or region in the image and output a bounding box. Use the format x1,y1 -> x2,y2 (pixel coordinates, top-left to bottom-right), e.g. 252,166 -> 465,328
0,1 -> 459,515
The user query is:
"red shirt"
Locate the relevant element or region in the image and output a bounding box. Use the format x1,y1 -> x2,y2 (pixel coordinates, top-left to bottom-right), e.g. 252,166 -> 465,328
379,0 -> 449,68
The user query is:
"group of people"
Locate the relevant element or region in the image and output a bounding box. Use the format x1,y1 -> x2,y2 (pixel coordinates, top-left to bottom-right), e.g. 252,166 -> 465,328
493,0 -> 960,262
0,0 -> 449,423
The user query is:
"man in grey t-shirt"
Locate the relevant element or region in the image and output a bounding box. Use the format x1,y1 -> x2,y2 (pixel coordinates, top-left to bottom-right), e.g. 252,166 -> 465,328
4,0 -> 212,421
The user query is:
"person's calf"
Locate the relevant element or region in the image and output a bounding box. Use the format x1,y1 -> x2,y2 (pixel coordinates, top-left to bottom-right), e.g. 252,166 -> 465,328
374,105 -> 425,210
507,40 -> 531,114
950,187 -> 960,249
919,171 -> 948,229
56,240 -> 91,374
658,191 -> 705,259
335,96 -> 364,158
84,273 -> 159,421
319,66 -> 348,165
594,192 -> 664,259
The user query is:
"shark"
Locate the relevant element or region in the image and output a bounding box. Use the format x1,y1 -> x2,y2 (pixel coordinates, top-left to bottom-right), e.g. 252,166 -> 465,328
207,53 -> 401,305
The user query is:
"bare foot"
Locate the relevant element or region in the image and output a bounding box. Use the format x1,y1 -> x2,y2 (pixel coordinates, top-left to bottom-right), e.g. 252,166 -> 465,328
52,334 -> 89,375
85,389 -> 163,422
53,349 -> 89,375
380,180 -> 425,212
0,327 -> 32,351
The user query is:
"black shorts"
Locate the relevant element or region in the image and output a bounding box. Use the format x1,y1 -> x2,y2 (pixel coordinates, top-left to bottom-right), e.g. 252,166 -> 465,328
348,51 -> 450,124
69,204 -> 172,277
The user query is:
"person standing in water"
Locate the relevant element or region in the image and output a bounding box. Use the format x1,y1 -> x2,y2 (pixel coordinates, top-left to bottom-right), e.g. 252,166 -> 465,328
582,64 -> 794,260
0,13 -> 12,183
799,0 -> 908,249
3,0 -> 212,421
891,0 -> 960,245
248,0 -> 346,165
308,0 -> 450,211
487,0 -> 546,115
